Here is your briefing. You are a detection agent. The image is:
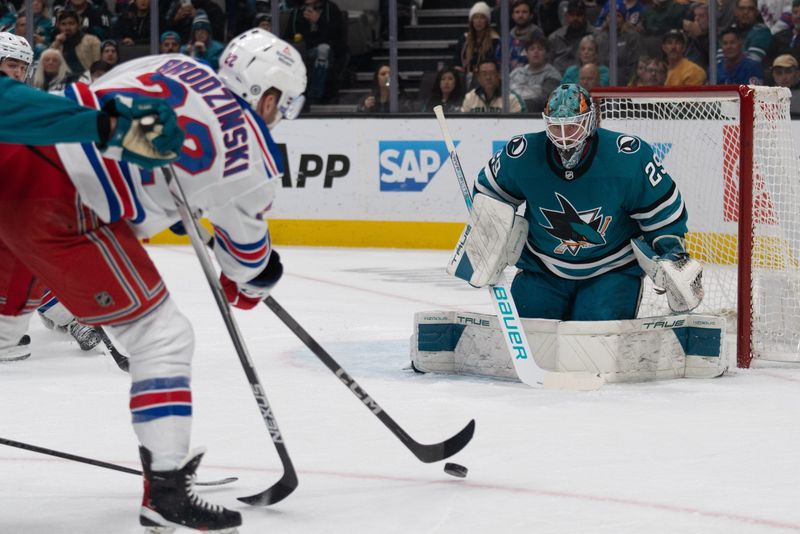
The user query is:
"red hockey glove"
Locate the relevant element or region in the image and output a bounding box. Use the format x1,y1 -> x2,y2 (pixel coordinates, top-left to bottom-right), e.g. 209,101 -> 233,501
220,251 -> 283,310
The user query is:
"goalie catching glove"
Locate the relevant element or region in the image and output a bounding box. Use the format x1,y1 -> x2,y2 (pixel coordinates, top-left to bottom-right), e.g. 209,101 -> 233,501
100,96 -> 184,169
447,193 -> 528,287
631,236 -> 704,313
221,250 -> 283,309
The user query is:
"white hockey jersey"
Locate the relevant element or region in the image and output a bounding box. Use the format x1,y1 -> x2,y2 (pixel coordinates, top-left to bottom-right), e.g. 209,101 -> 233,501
56,55 -> 282,284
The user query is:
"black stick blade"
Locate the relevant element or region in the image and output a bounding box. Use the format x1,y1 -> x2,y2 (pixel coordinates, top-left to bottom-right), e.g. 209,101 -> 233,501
97,327 -> 129,372
237,470 -> 298,506
412,419 -> 476,463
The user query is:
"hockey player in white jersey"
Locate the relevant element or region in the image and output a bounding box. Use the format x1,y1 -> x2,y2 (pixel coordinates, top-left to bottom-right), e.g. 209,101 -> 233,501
0,29 -> 306,532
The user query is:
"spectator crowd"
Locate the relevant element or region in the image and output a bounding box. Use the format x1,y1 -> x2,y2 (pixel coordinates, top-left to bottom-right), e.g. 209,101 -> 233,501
430,0 -> 800,113
1,0 -> 798,113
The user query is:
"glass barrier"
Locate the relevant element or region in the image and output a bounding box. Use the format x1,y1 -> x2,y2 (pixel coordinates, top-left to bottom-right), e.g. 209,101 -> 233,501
13,0 -> 790,116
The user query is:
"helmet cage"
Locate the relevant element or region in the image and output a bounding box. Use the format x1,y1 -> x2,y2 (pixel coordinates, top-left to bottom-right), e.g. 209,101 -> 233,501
542,109 -> 595,151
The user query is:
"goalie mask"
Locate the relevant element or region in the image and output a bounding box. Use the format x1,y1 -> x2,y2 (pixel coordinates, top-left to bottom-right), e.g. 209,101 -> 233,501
0,32 -> 33,81
218,29 -> 307,128
542,84 -> 596,170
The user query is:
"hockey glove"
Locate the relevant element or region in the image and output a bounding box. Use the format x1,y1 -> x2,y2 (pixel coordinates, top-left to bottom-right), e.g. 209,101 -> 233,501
631,236 -> 704,313
446,194 -> 528,287
221,251 -> 283,310
100,96 -> 184,169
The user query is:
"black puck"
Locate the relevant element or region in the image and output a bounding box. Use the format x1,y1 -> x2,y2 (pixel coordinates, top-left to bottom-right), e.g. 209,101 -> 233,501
443,462 -> 468,478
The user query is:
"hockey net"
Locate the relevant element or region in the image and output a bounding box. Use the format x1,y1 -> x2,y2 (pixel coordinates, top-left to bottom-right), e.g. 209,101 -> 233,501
592,85 -> 800,368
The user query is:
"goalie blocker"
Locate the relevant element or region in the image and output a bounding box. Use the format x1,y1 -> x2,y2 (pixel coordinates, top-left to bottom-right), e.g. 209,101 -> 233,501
410,311 -> 727,383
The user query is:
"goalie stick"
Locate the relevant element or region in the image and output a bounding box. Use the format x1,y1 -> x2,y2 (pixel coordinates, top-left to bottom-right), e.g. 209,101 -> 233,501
0,437 -> 236,486
433,106 -> 603,391
262,296 -> 475,463
163,164 -> 297,506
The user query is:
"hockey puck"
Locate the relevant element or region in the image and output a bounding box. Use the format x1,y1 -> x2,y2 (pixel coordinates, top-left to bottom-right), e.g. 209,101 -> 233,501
443,462 -> 468,478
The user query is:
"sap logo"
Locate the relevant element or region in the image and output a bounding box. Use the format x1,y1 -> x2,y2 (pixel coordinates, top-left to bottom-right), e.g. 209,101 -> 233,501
379,141 -> 452,191
276,144 -> 350,188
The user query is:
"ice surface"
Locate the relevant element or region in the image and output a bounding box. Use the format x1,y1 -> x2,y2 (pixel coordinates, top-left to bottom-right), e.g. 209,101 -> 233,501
1,245 -> 799,534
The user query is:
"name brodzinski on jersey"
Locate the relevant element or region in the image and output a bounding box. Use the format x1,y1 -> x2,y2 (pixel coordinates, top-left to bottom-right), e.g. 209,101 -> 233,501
157,58 -> 250,178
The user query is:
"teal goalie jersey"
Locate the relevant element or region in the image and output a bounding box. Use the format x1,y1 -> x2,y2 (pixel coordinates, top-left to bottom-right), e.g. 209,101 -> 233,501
476,128 -> 688,280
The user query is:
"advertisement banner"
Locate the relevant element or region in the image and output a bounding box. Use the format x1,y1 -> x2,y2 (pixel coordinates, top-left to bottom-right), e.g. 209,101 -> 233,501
149,117 -> 800,249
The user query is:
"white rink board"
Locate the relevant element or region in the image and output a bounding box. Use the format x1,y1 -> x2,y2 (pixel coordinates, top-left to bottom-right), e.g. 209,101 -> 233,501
270,117 -> 530,223
268,117 -> 800,224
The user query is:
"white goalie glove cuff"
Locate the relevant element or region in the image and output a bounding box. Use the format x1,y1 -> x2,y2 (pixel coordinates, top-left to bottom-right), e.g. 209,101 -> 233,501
446,194 -> 528,287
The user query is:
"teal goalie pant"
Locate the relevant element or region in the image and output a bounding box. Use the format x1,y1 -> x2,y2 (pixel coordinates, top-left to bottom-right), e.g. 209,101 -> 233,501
511,270 -> 643,321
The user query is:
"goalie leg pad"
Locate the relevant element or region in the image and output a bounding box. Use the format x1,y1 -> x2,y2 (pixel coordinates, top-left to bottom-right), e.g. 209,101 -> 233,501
446,194 -> 528,288
411,311 -> 519,379
411,311 -> 727,382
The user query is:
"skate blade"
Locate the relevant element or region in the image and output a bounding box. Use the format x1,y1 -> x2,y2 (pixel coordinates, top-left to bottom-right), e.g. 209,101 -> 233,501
0,346 -> 31,362
144,528 -> 238,534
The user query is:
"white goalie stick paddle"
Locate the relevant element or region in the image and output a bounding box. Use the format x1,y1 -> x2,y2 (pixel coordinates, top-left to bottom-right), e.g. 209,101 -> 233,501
163,164 -> 298,505
433,106 -> 603,391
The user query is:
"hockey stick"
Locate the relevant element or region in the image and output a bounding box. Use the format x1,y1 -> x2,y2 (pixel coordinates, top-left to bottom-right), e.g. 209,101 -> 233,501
184,224 -> 473,462
433,106 -> 604,391
97,327 -> 129,372
262,296 -> 475,463
163,165 -> 298,506
0,437 -> 236,486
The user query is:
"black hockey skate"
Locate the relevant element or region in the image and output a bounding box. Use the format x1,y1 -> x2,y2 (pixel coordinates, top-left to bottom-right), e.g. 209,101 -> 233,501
139,446 -> 241,534
68,320 -> 102,351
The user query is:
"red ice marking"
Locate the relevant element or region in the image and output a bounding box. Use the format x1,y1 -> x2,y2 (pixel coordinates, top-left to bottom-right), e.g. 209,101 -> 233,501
5,455 -> 795,532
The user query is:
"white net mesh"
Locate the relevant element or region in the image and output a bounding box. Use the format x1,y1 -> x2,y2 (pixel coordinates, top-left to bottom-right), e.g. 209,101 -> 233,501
595,86 -> 800,365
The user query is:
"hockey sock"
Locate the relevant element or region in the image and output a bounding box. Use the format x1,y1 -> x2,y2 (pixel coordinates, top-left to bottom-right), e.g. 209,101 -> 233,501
109,298 -> 194,470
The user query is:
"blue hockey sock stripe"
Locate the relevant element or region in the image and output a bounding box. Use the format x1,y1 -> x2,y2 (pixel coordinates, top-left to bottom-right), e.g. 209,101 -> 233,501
130,376 -> 192,423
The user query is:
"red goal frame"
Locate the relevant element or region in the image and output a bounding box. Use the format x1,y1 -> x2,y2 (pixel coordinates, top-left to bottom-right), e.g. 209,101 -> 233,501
591,85 -> 757,368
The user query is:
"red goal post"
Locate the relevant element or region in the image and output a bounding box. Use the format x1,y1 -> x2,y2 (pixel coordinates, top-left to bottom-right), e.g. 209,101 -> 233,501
591,85 -> 797,369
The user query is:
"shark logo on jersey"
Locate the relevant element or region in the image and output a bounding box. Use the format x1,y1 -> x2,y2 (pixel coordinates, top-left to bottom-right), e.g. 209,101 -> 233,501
616,135 -> 641,155
505,136 -> 527,158
539,193 -> 612,256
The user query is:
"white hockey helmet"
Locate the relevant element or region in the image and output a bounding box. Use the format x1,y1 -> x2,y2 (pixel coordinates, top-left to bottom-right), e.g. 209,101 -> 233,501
218,29 -> 307,128
0,32 -> 34,66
